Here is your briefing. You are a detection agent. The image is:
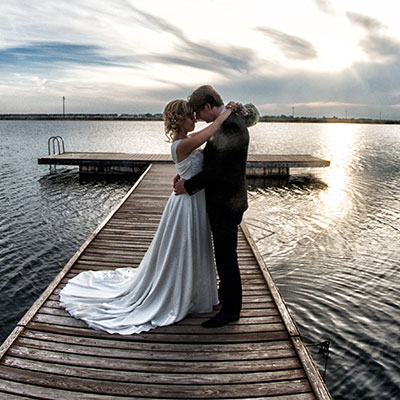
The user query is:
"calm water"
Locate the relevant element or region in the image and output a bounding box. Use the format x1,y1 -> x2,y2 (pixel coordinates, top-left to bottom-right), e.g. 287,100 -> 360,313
1,120 -> 399,399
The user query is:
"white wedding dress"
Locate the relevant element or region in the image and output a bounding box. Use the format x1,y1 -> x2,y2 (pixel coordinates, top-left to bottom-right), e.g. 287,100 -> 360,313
59,140 -> 218,335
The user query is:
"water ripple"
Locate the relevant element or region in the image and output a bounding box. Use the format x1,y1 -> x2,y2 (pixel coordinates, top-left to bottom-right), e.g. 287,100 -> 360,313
1,121 -> 400,400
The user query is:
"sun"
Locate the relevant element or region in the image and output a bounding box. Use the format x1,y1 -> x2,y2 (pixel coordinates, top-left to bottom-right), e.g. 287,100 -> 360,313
291,34 -> 361,73
312,34 -> 359,72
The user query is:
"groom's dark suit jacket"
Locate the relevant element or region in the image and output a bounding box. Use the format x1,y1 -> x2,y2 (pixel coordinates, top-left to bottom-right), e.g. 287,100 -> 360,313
184,113 -> 249,221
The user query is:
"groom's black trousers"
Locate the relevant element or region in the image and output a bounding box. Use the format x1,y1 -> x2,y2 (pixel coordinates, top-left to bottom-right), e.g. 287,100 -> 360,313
208,210 -> 243,314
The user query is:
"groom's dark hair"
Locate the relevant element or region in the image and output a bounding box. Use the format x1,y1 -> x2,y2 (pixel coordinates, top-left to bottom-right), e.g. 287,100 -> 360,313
188,85 -> 224,112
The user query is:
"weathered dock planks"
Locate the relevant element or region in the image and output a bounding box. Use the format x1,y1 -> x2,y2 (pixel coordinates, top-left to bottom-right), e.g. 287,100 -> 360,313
0,164 -> 332,399
38,152 -> 330,176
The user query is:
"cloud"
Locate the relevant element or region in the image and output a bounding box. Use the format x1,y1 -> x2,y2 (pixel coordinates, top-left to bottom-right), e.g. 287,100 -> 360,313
346,12 -> 400,60
256,27 -> 317,60
148,42 -> 256,75
346,12 -> 384,31
313,0 -> 334,14
0,42 -> 129,72
0,1 -> 399,118
124,3 -> 187,42
360,36 -> 400,59
201,52 -> 400,115
115,4 -> 259,76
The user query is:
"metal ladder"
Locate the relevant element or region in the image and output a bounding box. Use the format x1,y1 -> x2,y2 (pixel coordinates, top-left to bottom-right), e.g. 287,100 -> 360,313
47,136 -> 65,170
48,136 -> 65,155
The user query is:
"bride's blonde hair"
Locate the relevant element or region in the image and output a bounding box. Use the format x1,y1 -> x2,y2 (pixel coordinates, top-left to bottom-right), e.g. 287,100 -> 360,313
163,100 -> 193,141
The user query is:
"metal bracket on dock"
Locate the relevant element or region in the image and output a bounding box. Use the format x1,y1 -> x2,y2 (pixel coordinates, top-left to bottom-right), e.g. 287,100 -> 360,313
306,340 -> 331,380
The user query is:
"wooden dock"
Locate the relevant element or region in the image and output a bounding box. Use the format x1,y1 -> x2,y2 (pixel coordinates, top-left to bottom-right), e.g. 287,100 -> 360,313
38,152 -> 330,176
0,164 -> 332,399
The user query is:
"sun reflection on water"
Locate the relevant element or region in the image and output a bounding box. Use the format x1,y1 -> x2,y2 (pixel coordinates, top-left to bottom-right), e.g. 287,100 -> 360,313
318,124 -> 359,226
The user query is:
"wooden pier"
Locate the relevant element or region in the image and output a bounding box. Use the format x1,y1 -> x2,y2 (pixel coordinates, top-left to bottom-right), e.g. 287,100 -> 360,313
0,164 -> 332,399
38,152 -> 330,177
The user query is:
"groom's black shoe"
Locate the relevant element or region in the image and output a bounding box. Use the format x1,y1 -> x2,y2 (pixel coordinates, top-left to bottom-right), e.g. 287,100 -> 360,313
201,309 -> 240,328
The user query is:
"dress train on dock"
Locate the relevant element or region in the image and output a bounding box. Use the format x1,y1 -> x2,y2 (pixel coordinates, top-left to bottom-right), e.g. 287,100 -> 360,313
59,140 -> 218,334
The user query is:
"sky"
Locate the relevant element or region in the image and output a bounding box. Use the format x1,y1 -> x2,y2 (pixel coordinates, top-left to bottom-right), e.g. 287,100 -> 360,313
1,0 -> 400,119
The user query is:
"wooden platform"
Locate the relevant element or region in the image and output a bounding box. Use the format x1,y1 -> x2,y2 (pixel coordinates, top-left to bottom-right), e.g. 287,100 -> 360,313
0,164 -> 332,399
38,152 -> 330,176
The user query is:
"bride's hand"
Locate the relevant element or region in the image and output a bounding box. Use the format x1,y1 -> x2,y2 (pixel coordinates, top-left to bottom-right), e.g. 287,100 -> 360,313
226,101 -> 248,115
226,101 -> 240,111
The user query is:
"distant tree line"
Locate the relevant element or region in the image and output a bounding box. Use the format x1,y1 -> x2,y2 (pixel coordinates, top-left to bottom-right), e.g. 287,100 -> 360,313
258,115 -> 400,124
0,113 -> 398,124
0,113 -> 163,121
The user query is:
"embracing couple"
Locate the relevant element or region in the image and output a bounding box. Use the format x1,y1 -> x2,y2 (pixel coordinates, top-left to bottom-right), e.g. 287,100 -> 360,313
60,85 -> 255,334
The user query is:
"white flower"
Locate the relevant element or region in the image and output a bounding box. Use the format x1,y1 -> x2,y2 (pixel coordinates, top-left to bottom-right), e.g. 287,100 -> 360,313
243,103 -> 260,127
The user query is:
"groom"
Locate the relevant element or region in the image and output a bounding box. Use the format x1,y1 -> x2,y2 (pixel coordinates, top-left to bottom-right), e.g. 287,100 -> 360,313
174,85 -> 249,328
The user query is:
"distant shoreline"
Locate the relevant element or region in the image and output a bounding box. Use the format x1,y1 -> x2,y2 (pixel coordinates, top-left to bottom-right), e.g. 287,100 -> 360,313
0,114 -> 399,124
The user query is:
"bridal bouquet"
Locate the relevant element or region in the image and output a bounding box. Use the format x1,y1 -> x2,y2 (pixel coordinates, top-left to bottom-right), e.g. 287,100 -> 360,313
243,103 -> 260,127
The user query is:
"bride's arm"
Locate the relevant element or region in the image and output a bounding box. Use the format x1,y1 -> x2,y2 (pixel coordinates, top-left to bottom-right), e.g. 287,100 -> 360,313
176,108 -> 232,159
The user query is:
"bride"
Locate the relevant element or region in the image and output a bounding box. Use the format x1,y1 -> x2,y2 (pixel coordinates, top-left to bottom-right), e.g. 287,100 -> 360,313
59,99 -> 233,334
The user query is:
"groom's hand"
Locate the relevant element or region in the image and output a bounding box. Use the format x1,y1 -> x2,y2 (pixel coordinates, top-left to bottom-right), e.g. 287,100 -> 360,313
174,178 -> 187,195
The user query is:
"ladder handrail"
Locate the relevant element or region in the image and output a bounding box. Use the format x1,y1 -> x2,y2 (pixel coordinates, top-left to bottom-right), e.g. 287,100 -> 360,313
48,136 -> 65,155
